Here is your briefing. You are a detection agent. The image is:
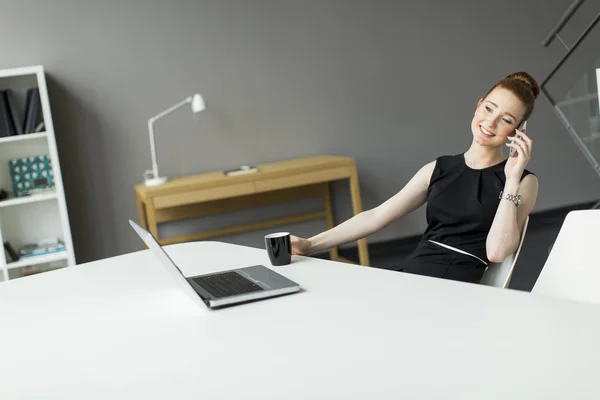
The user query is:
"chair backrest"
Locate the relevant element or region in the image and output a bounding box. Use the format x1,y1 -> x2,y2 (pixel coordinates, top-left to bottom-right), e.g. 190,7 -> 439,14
480,216 -> 529,288
532,210 -> 600,304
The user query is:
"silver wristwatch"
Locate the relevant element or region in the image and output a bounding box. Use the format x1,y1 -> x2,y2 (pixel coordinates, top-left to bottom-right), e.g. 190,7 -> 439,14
499,191 -> 521,207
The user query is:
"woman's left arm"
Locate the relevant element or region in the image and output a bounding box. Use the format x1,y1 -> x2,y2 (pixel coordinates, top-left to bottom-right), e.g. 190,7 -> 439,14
486,129 -> 539,263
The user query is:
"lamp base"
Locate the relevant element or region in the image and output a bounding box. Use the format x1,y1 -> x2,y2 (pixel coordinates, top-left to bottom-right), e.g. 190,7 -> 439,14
144,176 -> 168,186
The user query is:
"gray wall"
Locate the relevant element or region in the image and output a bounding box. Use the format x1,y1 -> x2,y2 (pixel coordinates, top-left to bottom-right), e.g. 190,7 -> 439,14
1,0 -> 599,264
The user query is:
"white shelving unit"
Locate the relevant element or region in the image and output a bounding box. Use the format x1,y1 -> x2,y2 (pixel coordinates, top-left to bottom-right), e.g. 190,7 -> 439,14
0,65 -> 75,282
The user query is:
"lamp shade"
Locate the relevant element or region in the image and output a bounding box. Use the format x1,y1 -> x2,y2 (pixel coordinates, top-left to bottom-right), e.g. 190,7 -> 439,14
191,94 -> 206,113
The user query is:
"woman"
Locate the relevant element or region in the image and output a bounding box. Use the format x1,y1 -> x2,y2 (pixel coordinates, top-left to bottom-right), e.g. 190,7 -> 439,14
290,72 -> 539,284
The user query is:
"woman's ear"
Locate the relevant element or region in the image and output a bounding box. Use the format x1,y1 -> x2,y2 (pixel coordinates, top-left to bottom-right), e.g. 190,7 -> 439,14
475,98 -> 483,115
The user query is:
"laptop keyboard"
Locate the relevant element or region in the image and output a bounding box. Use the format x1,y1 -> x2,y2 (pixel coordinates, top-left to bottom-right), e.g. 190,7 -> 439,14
193,271 -> 264,298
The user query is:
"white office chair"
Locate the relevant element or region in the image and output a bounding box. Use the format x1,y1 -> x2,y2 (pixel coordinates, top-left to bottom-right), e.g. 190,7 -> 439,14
480,216 -> 529,288
532,210 -> 600,304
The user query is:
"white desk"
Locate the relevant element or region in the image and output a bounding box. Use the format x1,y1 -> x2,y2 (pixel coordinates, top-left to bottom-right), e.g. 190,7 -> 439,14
1,242 -> 599,399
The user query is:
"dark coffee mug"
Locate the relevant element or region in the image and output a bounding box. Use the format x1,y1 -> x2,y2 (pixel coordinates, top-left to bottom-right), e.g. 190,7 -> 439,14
264,232 -> 292,266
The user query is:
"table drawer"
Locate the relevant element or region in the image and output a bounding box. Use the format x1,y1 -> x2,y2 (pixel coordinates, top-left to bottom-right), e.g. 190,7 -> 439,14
152,182 -> 255,209
254,166 -> 351,193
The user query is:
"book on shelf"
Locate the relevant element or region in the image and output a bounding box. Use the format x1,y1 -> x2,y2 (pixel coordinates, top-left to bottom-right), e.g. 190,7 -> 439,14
19,239 -> 66,259
24,87 -> 42,134
0,87 -> 43,137
0,94 -> 6,138
0,90 -> 15,137
4,89 -> 23,135
3,241 -> 19,262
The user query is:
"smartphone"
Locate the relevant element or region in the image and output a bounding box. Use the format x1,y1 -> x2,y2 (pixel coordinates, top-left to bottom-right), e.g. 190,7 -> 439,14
510,120 -> 527,157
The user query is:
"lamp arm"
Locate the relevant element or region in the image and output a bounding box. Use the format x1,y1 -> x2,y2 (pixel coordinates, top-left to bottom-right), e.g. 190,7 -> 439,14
146,96 -> 193,179
148,96 -> 193,124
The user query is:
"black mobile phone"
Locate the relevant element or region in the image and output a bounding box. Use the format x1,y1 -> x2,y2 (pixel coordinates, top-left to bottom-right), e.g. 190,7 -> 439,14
510,120 -> 527,157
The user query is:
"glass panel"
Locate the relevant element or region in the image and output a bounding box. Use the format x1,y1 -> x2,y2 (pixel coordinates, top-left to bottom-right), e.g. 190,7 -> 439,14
542,16 -> 600,179
555,65 -> 600,165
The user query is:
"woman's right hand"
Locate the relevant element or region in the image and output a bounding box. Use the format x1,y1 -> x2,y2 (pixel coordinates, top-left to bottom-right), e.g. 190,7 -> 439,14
290,235 -> 312,256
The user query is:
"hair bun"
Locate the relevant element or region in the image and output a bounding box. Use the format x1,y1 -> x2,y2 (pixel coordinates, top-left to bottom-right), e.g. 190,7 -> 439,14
506,71 -> 540,99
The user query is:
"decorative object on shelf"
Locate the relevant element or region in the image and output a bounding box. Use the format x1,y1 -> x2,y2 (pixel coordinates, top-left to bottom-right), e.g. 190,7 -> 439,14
224,165 -> 260,176
143,93 -> 206,186
0,188 -> 7,200
9,154 -> 55,197
23,266 -> 40,276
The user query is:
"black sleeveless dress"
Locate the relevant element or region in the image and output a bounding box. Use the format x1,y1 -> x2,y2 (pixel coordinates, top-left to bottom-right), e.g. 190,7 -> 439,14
397,153 -> 534,284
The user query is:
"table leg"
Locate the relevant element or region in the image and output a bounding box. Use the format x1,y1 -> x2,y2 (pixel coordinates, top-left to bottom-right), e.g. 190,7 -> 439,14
135,190 -> 148,230
322,183 -> 339,261
138,193 -> 159,247
135,191 -> 151,249
349,166 -> 370,266
146,206 -> 160,243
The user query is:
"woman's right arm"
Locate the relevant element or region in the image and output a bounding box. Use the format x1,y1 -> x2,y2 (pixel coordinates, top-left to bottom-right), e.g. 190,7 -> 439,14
293,160 -> 436,255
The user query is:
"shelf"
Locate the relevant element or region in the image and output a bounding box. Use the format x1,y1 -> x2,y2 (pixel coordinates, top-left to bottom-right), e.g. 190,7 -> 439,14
0,65 -> 42,79
0,192 -> 58,208
0,132 -> 48,144
0,65 -> 75,282
4,251 -> 68,270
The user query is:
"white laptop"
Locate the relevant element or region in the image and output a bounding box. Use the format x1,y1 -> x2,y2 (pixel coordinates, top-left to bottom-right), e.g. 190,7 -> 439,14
129,220 -> 301,309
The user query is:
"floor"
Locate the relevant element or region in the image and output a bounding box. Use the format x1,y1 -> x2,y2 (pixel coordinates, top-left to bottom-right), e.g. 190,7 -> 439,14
316,201 -> 597,292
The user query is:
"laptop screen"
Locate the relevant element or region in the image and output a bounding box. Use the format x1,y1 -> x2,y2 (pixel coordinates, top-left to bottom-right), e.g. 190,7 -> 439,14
128,220 -> 204,304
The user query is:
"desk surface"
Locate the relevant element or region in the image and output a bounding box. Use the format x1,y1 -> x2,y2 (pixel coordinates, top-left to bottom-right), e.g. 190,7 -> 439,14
134,155 -> 355,197
1,242 -> 599,399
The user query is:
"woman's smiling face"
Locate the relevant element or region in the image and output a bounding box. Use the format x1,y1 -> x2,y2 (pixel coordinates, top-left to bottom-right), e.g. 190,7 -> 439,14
471,87 -> 527,147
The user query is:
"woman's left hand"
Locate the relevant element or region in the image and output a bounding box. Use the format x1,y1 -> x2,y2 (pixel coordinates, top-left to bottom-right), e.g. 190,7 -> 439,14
505,127 -> 532,182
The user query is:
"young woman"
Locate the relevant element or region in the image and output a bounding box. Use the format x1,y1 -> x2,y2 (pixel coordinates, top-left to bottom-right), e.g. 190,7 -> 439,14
290,72 -> 539,284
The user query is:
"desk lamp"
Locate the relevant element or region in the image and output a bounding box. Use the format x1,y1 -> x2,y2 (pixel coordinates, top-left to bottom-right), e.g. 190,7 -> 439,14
143,94 -> 206,186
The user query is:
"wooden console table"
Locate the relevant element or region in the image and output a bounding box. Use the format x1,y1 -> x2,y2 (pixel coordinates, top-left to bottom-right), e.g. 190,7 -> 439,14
134,155 -> 369,266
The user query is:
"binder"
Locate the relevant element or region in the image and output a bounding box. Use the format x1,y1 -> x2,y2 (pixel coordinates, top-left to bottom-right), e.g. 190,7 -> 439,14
24,87 -> 41,133
4,89 -> 23,135
0,90 -> 13,137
